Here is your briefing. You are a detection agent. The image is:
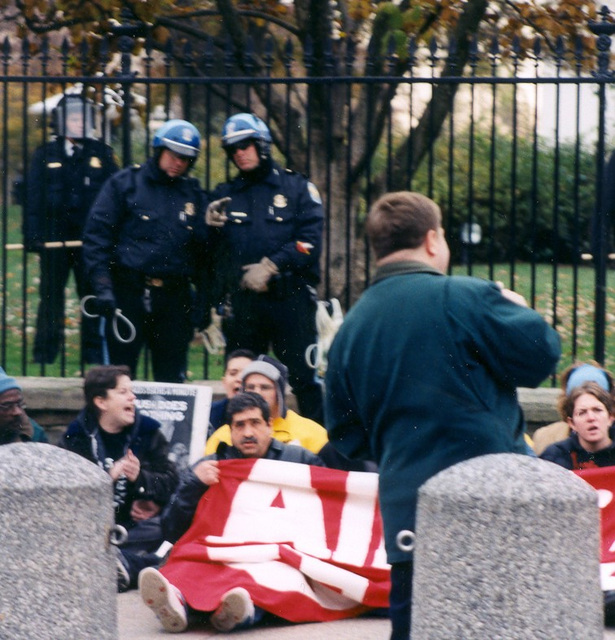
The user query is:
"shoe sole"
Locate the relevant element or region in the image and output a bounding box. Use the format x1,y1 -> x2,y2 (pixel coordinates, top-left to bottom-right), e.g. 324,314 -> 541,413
210,588 -> 254,632
139,568 -> 187,633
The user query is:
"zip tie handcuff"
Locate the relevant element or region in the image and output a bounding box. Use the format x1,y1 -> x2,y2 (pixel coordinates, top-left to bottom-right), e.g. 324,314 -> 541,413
80,295 -> 137,344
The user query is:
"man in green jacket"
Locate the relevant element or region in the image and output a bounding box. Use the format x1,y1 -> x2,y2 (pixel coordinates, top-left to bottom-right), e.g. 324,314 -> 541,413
324,191 -> 561,640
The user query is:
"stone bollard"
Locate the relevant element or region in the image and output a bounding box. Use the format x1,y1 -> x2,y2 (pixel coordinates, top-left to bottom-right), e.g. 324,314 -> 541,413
0,443 -> 117,640
412,453 -> 603,640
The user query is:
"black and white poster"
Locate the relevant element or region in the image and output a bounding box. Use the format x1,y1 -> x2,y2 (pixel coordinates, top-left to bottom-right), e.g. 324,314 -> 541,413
132,382 -> 213,473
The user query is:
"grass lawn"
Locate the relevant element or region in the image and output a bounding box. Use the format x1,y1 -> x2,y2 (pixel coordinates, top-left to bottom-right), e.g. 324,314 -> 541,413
3,200 -> 614,382
451,261 -> 615,383
1,204 -> 225,381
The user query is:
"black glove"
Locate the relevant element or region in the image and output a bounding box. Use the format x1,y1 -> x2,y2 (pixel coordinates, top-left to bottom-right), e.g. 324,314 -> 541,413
93,291 -> 117,319
24,238 -> 44,253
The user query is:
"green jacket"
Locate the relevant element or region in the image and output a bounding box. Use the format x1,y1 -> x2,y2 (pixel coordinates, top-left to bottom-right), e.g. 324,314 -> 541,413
325,261 -> 561,563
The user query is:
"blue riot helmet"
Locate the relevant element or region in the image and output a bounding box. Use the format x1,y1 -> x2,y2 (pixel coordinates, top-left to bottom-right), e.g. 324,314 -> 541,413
221,113 -> 272,159
153,119 -> 201,160
53,94 -> 101,141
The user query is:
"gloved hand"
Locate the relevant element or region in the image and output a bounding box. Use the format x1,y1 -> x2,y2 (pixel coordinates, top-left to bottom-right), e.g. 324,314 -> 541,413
240,257 -> 279,293
205,197 -> 231,227
93,290 -> 117,319
199,309 -> 227,355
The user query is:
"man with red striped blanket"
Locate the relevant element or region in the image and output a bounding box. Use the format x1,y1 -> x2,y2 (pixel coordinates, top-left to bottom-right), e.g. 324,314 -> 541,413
139,391 -> 390,632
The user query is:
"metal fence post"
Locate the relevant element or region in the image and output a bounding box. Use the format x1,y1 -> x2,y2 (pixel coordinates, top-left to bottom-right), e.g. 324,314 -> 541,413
589,6 -> 615,364
109,9 -> 147,167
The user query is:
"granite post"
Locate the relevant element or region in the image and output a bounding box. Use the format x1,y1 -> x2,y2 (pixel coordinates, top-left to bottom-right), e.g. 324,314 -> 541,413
0,443 -> 117,640
412,453 -> 603,639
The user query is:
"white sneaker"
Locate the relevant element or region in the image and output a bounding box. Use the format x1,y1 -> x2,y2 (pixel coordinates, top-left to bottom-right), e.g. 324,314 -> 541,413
139,567 -> 188,633
210,587 -> 255,632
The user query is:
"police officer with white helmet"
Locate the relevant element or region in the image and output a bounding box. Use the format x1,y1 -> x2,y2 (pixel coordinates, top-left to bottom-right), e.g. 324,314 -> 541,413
83,119 -> 209,382
25,93 -> 119,365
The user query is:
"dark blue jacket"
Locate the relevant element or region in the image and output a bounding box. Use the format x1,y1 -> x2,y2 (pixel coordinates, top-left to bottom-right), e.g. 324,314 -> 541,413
25,137 -> 118,245
211,161 -> 323,290
161,439 -> 323,543
83,158 -> 208,294
60,408 -> 178,524
325,261 -> 561,564
540,425 -> 615,470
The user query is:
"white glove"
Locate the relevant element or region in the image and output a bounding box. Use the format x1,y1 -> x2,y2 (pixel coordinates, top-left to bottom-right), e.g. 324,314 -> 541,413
200,309 -> 227,355
205,197 -> 231,227
240,257 -> 279,293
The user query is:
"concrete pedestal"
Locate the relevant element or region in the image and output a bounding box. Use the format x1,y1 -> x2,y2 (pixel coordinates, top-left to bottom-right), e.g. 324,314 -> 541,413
0,443 -> 117,640
412,453 -> 603,639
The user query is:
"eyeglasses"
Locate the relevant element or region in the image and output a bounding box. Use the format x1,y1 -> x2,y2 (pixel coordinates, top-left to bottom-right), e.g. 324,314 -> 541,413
0,400 -> 26,412
226,139 -> 253,154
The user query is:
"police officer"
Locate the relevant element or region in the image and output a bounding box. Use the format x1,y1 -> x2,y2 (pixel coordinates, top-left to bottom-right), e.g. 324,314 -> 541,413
205,113 -> 324,423
83,119 -> 208,383
25,94 -> 119,364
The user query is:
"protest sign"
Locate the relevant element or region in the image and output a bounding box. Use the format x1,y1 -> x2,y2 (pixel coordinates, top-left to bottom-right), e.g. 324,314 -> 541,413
132,382 -> 212,473
162,458 -> 390,620
576,466 -> 615,591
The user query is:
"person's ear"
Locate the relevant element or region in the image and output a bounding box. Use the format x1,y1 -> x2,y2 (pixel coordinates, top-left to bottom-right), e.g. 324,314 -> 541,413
93,395 -> 106,413
424,228 -> 439,256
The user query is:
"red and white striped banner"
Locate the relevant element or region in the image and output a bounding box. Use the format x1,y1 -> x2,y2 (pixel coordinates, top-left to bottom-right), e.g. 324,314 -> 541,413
161,458 -> 391,621
575,466 -> 615,591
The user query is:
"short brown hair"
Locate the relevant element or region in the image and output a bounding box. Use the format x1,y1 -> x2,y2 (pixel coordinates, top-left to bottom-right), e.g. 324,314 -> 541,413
559,381 -> 615,421
84,365 -> 132,414
365,191 -> 442,260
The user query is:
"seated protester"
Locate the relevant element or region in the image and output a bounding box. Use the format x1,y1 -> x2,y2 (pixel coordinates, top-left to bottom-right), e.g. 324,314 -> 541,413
540,381 -> 615,469
539,379 -> 615,624
0,367 -> 48,445
534,362 -> 614,456
207,348 -> 255,439
141,391 -> 324,633
205,355 -> 377,472
59,365 -> 179,591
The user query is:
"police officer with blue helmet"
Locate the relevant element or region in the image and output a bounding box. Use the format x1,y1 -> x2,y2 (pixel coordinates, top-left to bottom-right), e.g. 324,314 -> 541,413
83,119 -> 209,383
25,93 -> 119,365
205,113 -> 325,423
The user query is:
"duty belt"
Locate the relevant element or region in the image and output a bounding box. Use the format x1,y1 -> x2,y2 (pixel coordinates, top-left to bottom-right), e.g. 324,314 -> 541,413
115,266 -> 188,290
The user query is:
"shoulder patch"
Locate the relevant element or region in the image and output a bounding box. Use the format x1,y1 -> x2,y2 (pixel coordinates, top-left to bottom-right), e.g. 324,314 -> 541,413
308,182 -> 322,204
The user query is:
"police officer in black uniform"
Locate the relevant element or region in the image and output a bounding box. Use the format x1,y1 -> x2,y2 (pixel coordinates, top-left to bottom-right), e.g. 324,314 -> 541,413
83,119 -> 208,383
206,113 -> 324,423
25,94 -> 119,364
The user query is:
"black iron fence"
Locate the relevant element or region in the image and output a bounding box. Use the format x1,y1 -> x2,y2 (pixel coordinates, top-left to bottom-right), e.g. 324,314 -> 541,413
2,10 -> 615,380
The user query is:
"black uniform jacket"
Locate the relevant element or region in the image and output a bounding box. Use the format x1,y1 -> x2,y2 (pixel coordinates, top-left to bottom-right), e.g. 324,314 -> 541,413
210,161 -> 323,294
25,137 -> 118,245
83,158 -> 208,295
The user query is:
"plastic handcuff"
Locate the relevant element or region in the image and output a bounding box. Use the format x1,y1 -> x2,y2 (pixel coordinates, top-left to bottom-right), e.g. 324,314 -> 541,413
80,295 -> 137,344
